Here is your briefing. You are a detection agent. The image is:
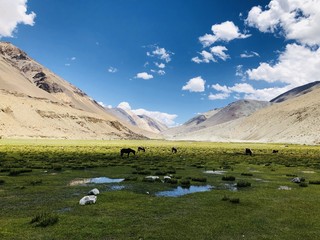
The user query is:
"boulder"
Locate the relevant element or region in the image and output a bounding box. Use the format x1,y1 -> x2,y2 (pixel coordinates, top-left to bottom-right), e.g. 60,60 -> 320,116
79,195 -> 97,205
291,177 -> 301,183
88,188 -> 100,195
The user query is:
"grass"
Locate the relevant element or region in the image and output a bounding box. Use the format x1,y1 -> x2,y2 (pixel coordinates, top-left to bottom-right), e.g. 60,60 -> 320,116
0,139 -> 320,239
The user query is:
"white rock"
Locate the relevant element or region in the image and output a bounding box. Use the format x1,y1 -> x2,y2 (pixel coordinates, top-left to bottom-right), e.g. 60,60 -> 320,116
79,195 -> 97,205
88,188 -> 100,195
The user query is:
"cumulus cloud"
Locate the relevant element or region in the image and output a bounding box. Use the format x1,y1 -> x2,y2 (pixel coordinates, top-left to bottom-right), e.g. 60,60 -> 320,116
192,46 -> 229,64
155,62 -> 165,68
132,108 -> 178,127
135,72 -> 153,80
246,0 -> 320,46
117,102 -> 131,110
208,92 -> 230,100
0,0 -> 36,38
240,51 -> 260,58
147,45 -> 174,63
182,76 -> 206,92
117,101 -> 178,127
108,66 -> 118,73
199,21 -> 251,47
209,82 -> 292,101
210,46 -> 229,61
246,43 -> 320,87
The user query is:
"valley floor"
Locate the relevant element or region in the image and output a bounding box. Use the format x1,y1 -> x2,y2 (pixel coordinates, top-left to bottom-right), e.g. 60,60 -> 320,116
0,139 -> 319,239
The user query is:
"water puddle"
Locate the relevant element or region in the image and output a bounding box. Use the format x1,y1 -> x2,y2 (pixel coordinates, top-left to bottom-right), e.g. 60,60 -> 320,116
69,177 -> 124,186
155,185 -> 212,197
204,170 -> 226,175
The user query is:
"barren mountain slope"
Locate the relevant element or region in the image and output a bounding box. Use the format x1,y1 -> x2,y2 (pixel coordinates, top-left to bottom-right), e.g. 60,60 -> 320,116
163,99 -> 270,138
108,107 -> 168,134
167,87 -> 320,144
0,42 -> 145,139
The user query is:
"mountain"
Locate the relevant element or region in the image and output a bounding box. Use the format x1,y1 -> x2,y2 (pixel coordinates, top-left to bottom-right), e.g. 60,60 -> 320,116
163,99 -> 271,138
164,82 -> 320,144
270,81 -> 320,103
0,42 -> 146,140
107,107 -> 168,134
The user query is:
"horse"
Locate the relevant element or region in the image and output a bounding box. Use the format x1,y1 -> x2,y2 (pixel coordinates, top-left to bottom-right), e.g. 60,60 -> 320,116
138,147 -> 145,152
120,148 -> 136,157
172,147 -> 177,153
272,150 -> 279,153
245,148 -> 253,156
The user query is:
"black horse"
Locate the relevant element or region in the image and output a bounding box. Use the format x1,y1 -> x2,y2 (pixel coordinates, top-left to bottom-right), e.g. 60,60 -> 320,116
120,148 -> 136,157
138,147 -> 145,152
172,147 -> 177,153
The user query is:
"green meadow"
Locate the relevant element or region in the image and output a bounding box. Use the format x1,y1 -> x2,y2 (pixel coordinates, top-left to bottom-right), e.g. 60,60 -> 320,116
0,139 -> 320,240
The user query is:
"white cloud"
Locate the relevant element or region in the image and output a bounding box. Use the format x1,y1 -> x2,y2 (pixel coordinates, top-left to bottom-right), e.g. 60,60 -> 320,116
182,76 -> 206,92
155,62 -> 165,68
0,0 -> 36,38
192,46 -> 229,63
209,82 -> 293,101
199,21 -> 251,47
246,0 -> 320,46
98,101 -> 112,108
64,63 -> 70,67
135,72 -> 153,80
246,43 -> 320,87
71,57 -> 76,61
147,45 -> 174,63
117,101 -> 178,127
191,50 -> 215,64
132,108 -> 178,127
117,102 -> 131,110
211,83 -> 231,93
210,46 -> 229,61
208,92 -> 230,100
108,66 -> 118,73
240,51 -> 260,58
157,70 -> 165,75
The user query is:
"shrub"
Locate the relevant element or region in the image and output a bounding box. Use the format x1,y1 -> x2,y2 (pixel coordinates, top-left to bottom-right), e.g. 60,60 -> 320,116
30,179 -> 42,186
52,164 -> 62,171
222,176 -> 236,181
191,177 -> 207,183
299,182 -> 308,187
309,180 -> 320,185
124,176 -> 138,181
237,181 -> 251,188
8,169 -> 32,176
155,170 -> 166,176
241,173 -> 253,176
180,179 -> 191,188
0,179 -> 5,185
221,195 -> 229,201
30,212 -> 59,227
166,178 -> 178,184
229,198 -> 240,204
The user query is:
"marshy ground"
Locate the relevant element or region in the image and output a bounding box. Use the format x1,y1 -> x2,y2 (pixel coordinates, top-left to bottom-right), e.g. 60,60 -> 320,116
0,139 -> 320,239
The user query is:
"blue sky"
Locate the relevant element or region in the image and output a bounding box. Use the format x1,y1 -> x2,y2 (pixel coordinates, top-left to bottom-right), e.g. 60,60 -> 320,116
1,0 -> 320,126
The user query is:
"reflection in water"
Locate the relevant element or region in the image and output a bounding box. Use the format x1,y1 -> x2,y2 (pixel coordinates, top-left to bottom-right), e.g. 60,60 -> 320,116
204,170 -> 226,175
90,177 -> 124,184
69,177 -> 124,186
155,185 -> 213,197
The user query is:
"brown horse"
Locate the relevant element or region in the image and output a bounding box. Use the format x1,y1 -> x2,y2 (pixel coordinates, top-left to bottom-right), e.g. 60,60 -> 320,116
120,148 -> 136,157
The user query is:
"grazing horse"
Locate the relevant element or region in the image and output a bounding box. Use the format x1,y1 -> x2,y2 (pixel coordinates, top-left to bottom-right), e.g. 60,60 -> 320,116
120,148 -> 136,157
245,148 -> 253,156
272,150 -> 279,153
172,147 -> 177,153
138,147 -> 145,152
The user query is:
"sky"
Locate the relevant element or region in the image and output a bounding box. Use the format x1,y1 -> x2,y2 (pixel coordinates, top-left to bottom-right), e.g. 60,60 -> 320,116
1,0 -> 320,127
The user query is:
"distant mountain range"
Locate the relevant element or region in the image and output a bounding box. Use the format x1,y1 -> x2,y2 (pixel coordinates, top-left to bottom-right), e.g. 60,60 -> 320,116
1,42 -> 320,144
163,82 -> 320,144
